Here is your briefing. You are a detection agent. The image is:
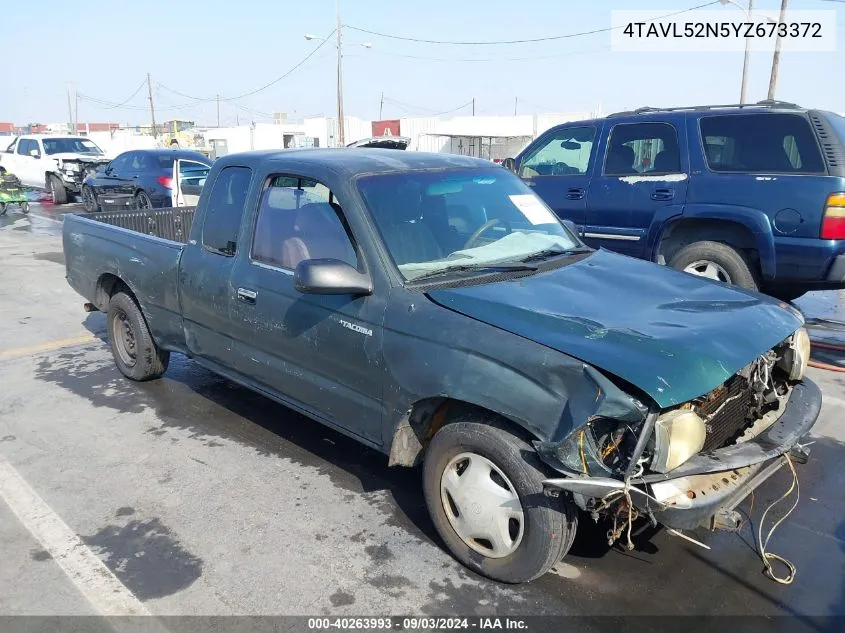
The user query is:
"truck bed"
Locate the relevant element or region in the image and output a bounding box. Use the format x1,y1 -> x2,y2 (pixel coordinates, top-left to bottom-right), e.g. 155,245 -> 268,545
63,208 -> 193,352
85,207 -> 196,244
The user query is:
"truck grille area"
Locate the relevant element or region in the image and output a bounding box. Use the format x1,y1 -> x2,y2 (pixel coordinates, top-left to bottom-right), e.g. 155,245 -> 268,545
697,374 -> 755,452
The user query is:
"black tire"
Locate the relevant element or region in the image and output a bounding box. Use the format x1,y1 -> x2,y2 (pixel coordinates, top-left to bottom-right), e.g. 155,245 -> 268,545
81,186 -> 99,212
106,291 -> 169,381
668,240 -> 759,291
423,417 -> 576,583
134,190 -> 152,210
48,174 -> 67,205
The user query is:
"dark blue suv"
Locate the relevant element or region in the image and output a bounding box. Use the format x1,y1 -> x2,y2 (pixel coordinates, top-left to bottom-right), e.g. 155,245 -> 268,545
507,101 -> 845,301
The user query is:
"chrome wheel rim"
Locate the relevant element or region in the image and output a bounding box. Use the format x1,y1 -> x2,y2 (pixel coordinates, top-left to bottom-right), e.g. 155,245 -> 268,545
683,260 -> 731,283
440,452 -> 524,558
112,309 -> 137,367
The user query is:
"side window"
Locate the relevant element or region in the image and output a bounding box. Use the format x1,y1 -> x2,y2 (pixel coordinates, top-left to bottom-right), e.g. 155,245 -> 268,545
18,139 -> 37,157
604,122 -> 681,176
519,126 -> 596,178
5,139 -> 16,153
128,152 -> 146,171
108,154 -> 129,174
700,114 -> 824,174
201,166 -> 253,256
251,174 -> 358,271
179,161 -> 210,188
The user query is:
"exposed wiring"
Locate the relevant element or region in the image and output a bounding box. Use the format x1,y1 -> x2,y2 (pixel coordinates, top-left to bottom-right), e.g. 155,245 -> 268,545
345,2 -> 720,45
756,454 -> 799,585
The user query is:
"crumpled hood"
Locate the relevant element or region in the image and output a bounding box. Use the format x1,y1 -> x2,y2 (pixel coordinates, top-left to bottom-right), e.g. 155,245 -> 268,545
427,249 -> 803,408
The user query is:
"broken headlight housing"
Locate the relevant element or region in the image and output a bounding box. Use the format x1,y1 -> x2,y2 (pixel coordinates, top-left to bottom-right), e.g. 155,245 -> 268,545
650,409 -> 706,473
777,327 -> 810,381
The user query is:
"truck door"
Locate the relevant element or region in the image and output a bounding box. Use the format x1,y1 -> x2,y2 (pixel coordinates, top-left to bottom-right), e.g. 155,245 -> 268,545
227,174 -> 384,442
585,120 -> 689,259
179,165 -> 254,369
172,159 -> 210,207
15,138 -> 41,188
516,124 -> 600,233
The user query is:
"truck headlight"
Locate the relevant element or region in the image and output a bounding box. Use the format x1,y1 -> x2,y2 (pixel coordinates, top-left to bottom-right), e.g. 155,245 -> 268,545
778,327 -> 810,381
651,409 -> 706,473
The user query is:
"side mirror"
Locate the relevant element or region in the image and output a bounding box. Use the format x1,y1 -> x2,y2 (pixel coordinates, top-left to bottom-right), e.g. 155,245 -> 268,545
294,258 -> 373,296
29,149 -> 39,158
501,157 -> 516,173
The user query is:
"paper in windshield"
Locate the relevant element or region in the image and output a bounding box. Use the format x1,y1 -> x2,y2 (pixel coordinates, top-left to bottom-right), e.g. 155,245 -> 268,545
509,194 -> 556,225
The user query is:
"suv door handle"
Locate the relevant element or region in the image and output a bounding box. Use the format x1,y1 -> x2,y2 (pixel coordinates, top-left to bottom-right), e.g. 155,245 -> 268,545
651,188 -> 675,201
237,288 -> 257,304
566,187 -> 585,200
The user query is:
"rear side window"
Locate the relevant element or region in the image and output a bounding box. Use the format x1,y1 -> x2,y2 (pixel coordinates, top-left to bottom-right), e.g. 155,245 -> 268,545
604,122 -> 681,176
700,114 -> 825,174
201,166 -> 253,256
519,126 -> 596,177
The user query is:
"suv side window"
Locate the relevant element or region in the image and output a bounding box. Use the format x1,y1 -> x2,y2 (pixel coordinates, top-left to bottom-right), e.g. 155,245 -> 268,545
604,122 -> 681,176
251,175 -> 358,271
201,166 -> 253,256
519,126 -> 596,177
700,113 -> 825,174
108,154 -> 130,174
5,139 -> 16,153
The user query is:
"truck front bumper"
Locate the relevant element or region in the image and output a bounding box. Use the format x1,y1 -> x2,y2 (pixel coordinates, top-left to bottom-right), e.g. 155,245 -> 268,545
543,378 -> 822,531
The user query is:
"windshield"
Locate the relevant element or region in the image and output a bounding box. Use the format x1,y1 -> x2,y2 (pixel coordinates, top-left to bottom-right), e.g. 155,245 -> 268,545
357,168 -> 583,281
42,138 -> 104,156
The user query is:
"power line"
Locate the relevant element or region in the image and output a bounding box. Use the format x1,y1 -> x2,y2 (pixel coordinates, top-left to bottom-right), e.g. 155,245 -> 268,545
365,45 -> 610,63
382,96 -> 474,117
157,30 -> 336,103
345,1 -> 720,45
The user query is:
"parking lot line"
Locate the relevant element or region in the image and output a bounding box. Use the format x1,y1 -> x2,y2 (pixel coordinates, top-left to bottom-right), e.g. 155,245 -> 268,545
0,456 -> 150,616
0,334 -> 99,361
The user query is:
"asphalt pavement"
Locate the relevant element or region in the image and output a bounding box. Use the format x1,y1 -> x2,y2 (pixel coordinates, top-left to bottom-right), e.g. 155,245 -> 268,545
1,203 -> 844,629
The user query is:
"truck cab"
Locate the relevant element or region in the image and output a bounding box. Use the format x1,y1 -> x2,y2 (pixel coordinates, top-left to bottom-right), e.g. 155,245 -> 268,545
509,102 -> 845,301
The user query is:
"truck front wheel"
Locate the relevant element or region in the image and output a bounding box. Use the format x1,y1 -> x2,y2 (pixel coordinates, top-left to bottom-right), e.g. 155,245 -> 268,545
668,240 -> 759,291
107,292 -> 170,381
422,417 -> 576,583
48,174 -> 68,205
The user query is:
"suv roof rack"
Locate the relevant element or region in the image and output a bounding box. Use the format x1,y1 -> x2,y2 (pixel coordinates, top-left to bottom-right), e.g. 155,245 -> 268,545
607,100 -> 803,118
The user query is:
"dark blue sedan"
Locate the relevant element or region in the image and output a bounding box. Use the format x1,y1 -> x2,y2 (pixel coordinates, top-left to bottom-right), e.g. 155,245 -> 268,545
81,149 -> 212,212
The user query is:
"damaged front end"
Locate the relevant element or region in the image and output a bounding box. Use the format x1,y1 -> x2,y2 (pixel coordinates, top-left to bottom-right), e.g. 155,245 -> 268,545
537,328 -> 821,540
55,157 -> 109,193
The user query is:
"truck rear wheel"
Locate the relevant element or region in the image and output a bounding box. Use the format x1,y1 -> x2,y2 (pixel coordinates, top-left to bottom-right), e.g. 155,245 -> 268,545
669,240 -> 759,291
48,174 -> 68,205
422,417 -> 576,583
107,292 -> 169,381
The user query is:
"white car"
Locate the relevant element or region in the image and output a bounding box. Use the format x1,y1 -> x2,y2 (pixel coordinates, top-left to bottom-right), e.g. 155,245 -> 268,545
0,135 -> 111,204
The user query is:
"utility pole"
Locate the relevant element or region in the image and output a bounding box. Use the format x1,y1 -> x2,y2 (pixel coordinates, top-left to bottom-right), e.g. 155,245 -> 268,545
74,90 -> 79,133
335,0 -> 345,147
767,0 -> 788,100
739,0 -> 753,104
472,98 -> 475,116
146,73 -> 157,139
66,90 -> 74,133
216,94 -> 220,127
514,97 -> 518,116
379,91 -> 384,120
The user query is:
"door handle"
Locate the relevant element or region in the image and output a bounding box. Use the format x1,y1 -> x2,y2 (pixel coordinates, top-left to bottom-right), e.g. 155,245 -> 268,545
237,288 -> 257,304
566,188 -> 585,200
651,188 -> 675,201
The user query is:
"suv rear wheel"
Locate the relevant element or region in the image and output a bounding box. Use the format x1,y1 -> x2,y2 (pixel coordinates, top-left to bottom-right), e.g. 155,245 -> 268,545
422,416 -> 576,583
669,240 -> 759,291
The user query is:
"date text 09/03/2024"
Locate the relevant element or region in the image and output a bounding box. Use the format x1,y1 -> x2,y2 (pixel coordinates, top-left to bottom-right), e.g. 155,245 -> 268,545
307,617 -> 529,630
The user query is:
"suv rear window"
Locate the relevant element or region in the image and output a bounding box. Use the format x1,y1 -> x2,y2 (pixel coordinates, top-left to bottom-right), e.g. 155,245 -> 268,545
699,113 -> 825,174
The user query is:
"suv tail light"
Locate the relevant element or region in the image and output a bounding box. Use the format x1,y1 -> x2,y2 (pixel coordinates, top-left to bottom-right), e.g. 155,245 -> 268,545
157,176 -> 173,188
821,193 -> 845,239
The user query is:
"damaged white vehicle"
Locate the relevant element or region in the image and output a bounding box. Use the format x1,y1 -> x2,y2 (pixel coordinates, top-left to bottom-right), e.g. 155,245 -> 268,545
0,135 -> 110,204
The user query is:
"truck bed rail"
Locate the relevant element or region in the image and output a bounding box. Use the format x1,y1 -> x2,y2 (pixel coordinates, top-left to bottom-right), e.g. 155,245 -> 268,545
81,207 -> 196,243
